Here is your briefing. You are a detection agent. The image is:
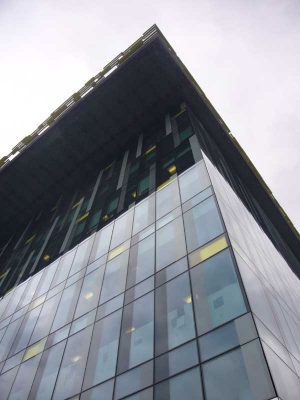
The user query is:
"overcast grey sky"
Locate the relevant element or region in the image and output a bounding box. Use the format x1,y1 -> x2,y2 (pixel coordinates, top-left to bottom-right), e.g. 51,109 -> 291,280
0,0 -> 299,230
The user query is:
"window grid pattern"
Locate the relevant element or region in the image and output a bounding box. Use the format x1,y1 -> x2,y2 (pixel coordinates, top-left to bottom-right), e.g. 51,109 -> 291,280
0,162 -> 276,400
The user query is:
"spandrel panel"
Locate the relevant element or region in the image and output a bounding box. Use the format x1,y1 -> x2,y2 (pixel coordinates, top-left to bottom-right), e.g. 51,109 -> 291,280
89,223 -> 113,263
52,325 -> 93,400
8,353 -> 42,400
179,161 -> 210,203
190,249 -> 247,335
155,272 -> 195,355
127,234 -> 155,289
132,195 -> 155,236
74,266 -> 105,319
50,248 -> 76,288
156,217 -> 186,271
100,250 -> 129,304
110,209 -> 134,250
155,367 -> 203,400
202,339 -> 275,400
28,340 -> 66,400
156,179 -> 180,220
83,309 -> 122,389
50,279 -> 82,333
183,196 -> 224,253
29,292 -> 62,345
118,291 -> 154,373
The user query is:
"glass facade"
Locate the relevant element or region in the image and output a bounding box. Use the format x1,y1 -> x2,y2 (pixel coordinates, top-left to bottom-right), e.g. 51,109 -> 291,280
0,159 -> 279,399
0,28 -> 299,400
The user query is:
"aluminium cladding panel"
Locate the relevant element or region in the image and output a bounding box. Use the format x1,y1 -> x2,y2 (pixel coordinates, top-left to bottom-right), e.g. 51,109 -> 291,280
203,152 -> 300,399
0,161 -> 276,400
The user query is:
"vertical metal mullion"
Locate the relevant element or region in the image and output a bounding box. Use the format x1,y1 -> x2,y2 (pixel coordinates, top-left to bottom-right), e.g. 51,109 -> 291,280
87,170 -> 103,212
136,134 -> 143,158
117,150 -> 129,190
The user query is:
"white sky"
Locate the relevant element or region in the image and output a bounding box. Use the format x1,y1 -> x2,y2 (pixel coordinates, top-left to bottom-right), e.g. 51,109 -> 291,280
0,0 -> 299,230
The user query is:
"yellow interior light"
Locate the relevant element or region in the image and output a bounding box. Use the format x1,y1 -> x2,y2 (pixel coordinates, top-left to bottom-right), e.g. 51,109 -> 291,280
43,254 -> 50,261
30,295 -> 46,310
76,212 -> 89,223
125,327 -> 136,334
131,191 -> 137,199
71,355 -> 82,363
108,240 -> 130,261
102,214 -> 109,222
157,176 -> 176,191
189,235 -> 228,268
23,338 -> 47,362
144,145 -> 156,155
25,235 -> 36,245
167,165 -> 177,174
84,292 -> 94,300
184,295 -> 192,304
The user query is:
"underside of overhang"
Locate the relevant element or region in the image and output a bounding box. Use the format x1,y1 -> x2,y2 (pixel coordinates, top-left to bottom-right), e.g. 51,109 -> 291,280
0,26 -> 299,275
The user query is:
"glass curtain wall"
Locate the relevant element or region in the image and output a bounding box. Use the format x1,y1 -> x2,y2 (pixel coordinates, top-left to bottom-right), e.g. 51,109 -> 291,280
0,160 -> 276,400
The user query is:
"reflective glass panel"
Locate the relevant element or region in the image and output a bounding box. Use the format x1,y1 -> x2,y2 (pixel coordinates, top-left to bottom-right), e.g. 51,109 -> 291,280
81,379 -> 114,400
156,217 -> 186,271
51,279 -> 82,332
114,360 -> 153,400
28,340 -> 66,400
89,223 -> 113,263
9,305 -> 42,355
132,195 -> 155,235
69,236 -> 94,276
0,317 -> 24,362
83,309 -> 122,389
100,250 -> 129,304
30,292 -> 62,344
155,340 -> 198,383
110,209 -> 134,249
190,249 -> 247,335
184,196 -> 224,253
155,272 -> 195,355
50,248 -> 76,288
199,313 -> 257,361
202,339 -> 276,400
155,367 -> 203,400
127,234 -> 155,289
179,161 -> 210,203
156,179 -> 180,220
74,267 -> 104,319
0,366 -> 18,399
9,353 -> 42,400
53,325 -> 93,400
118,292 -> 154,373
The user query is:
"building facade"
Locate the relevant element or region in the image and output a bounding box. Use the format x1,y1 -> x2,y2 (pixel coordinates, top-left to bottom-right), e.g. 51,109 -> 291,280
0,25 -> 299,400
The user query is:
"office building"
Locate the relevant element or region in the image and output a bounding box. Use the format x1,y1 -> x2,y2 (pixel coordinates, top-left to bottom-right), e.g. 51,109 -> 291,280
0,25 -> 299,399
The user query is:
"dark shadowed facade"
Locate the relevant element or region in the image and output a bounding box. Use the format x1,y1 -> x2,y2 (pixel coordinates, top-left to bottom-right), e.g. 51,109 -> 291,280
0,25 -> 299,400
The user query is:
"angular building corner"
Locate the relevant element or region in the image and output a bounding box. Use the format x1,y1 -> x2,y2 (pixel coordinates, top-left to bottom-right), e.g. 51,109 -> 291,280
0,25 -> 298,399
